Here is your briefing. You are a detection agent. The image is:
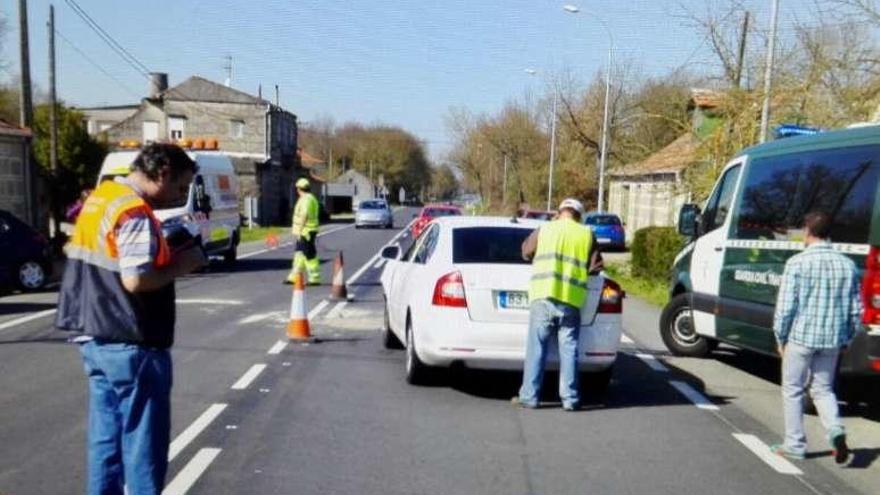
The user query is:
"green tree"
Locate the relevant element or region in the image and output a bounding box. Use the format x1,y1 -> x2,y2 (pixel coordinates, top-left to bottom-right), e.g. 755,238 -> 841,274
429,165 -> 459,200
32,103 -> 108,212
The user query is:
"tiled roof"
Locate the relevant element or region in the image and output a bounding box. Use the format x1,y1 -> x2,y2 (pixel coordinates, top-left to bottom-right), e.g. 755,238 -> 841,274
610,133 -> 700,177
0,119 -> 32,137
163,76 -> 269,105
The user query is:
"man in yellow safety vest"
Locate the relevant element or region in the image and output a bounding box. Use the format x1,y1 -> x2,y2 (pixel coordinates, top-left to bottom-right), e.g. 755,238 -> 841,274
285,178 -> 322,285
513,198 -> 600,411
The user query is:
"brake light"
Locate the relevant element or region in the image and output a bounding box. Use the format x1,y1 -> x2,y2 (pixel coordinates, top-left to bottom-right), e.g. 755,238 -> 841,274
598,279 -> 624,313
863,246 -> 880,325
432,271 -> 468,308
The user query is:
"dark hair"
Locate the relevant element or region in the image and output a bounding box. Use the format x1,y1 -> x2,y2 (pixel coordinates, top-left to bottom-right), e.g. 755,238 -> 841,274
804,211 -> 832,239
131,143 -> 197,180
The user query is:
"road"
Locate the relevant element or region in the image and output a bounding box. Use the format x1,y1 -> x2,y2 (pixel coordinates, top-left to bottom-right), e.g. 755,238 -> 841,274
0,207 -> 876,495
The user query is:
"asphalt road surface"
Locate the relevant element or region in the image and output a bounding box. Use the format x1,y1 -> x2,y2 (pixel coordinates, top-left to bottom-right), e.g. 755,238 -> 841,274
1,207 -> 877,495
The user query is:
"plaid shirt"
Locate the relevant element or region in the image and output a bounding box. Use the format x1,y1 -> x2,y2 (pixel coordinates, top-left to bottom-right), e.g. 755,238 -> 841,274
773,241 -> 864,349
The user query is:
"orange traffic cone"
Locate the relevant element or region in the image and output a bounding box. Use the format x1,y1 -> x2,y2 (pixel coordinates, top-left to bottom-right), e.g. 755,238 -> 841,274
330,252 -> 348,301
266,232 -> 280,249
286,272 -> 313,341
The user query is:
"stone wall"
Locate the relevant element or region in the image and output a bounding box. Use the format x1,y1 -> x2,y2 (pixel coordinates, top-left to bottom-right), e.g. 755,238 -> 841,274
608,175 -> 688,241
0,135 -> 31,222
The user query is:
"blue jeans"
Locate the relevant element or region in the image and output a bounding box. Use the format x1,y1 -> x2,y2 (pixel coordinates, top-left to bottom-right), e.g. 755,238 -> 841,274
519,298 -> 581,408
781,342 -> 844,455
79,340 -> 172,495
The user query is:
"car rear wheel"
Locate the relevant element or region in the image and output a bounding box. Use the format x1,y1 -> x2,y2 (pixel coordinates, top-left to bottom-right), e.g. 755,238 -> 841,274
383,297 -> 403,349
660,294 -> 715,357
17,260 -> 47,291
405,316 -> 431,385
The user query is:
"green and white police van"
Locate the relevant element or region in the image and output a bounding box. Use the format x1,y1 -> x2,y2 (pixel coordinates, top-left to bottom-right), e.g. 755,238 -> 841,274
660,124 -> 879,378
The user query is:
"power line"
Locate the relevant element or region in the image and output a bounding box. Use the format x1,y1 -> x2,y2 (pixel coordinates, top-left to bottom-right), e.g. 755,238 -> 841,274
54,28 -> 142,100
63,0 -> 150,77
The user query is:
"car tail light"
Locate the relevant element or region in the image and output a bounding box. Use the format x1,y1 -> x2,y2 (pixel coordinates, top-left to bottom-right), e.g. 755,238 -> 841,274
871,358 -> 880,373
432,271 -> 468,308
598,279 -> 624,313
863,246 -> 880,325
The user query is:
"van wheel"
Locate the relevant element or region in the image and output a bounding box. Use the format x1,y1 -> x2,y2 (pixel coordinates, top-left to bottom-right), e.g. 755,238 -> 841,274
660,294 -> 713,357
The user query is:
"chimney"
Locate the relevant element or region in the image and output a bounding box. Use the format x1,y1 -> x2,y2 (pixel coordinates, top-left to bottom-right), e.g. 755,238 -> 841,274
149,72 -> 168,99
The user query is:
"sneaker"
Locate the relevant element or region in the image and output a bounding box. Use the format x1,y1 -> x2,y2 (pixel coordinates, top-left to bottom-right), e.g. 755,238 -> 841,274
831,433 -> 849,465
562,403 -> 581,412
510,396 -> 538,409
770,444 -> 806,460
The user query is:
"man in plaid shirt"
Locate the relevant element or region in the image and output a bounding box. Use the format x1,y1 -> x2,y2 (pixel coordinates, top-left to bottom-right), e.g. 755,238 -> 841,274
771,212 -> 863,464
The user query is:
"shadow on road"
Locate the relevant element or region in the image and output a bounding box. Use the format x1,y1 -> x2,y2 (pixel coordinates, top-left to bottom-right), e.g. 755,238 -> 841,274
0,301 -> 57,315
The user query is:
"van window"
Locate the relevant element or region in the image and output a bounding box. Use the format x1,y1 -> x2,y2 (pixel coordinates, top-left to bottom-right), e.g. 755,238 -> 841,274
702,164 -> 741,232
733,145 -> 880,243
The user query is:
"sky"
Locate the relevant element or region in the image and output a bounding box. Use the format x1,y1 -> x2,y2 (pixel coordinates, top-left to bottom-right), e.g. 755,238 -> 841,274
0,0 -> 839,160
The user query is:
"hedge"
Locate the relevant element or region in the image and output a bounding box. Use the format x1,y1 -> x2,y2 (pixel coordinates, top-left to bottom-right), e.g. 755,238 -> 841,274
630,226 -> 686,281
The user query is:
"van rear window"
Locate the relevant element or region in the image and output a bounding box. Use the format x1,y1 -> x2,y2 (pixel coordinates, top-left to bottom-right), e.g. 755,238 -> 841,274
734,145 -> 880,244
453,227 -> 532,264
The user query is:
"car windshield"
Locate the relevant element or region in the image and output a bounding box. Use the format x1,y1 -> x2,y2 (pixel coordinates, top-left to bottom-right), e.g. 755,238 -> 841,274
453,227 -> 532,265
424,208 -> 460,218
360,201 -> 388,210
585,215 -> 621,226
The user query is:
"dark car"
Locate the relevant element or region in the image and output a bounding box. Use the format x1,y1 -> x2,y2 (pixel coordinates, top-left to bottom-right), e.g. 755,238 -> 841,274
0,209 -> 52,291
517,208 -> 555,221
583,212 -> 626,251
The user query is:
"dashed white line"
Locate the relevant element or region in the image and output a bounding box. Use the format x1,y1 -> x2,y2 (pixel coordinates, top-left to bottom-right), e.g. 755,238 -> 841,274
162,448 -> 222,495
168,404 -> 227,462
669,380 -> 719,411
308,300 -> 330,320
267,340 -> 287,355
635,352 -> 669,372
238,224 -> 353,260
732,433 -> 803,475
176,299 -> 244,306
325,301 -> 347,320
230,364 -> 267,390
0,309 -> 57,332
238,312 -> 277,325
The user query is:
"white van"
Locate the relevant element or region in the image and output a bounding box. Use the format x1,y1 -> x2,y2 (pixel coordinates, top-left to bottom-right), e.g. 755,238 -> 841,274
98,150 -> 242,263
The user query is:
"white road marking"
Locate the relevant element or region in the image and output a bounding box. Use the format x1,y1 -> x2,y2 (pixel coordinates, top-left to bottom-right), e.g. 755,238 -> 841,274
325,302 -> 348,319
620,334 -> 634,344
635,352 -> 669,372
0,309 -> 57,332
162,448 -> 222,495
176,299 -> 244,306
732,433 -> 803,475
167,404 -> 227,462
230,364 -> 267,390
238,224 -> 353,260
346,218 -> 416,286
238,312 -> 277,325
267,340 -> 287,355
308,300 -> 330,320
669,380 -> 719,411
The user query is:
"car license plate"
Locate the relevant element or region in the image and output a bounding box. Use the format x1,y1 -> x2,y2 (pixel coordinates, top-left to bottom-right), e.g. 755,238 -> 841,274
597,237 -> 611,243
498,291 -> 529,310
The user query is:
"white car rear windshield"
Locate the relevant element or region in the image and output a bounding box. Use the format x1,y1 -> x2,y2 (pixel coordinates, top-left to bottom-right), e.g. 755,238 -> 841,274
453,227 -> 533,265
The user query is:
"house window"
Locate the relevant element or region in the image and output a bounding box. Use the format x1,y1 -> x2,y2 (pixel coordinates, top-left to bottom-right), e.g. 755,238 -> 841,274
169,117 -> 186,141
229,120 -> 245,138
143,121 -> 159,143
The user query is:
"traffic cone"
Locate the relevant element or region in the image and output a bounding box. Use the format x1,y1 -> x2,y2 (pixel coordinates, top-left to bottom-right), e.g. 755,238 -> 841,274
266,232 -> 280,249
286,272 -> 313,341
330,252 -> 348,301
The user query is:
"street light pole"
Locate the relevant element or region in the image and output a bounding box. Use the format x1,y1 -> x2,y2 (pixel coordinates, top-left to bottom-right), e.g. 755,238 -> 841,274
564,4 -> 613,212
548,85 -> 558,211
759,0 -> 780,143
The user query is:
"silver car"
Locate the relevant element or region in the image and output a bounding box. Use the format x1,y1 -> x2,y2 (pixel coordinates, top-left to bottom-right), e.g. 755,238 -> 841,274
355,199 -> 393,229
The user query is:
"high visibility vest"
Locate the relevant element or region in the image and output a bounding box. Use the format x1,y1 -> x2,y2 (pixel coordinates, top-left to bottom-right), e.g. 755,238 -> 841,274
55,179 -> 177,348
292,192 -> 320,237
528,218 -> 593,308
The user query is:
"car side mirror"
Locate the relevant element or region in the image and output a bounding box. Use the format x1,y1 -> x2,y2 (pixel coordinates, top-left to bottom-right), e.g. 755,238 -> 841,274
381,245 -> 400,260
678,203 -> 700,237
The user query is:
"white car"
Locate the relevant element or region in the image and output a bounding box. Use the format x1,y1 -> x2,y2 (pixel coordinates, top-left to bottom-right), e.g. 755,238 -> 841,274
355,199 -> 394,229
380,216 -> 623,390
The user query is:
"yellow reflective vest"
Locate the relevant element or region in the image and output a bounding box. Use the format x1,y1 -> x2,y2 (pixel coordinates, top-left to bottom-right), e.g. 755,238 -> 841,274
528,218 -> 593,308
292,192 -> 320,237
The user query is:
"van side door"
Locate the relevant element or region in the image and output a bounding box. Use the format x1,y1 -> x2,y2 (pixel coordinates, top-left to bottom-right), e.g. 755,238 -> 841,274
689,160 -> 744,340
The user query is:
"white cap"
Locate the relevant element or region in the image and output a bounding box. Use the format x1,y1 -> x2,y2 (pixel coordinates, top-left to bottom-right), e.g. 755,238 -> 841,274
558,198 -> 584,216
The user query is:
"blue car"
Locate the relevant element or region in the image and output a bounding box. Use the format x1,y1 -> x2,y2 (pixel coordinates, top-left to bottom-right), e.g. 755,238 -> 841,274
583,212 -> 626,251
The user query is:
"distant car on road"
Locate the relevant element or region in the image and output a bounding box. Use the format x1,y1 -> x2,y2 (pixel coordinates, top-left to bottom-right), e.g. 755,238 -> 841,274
584,212 -> 626,251
410,204 -> 462,238
517,208 -> 555,221
0,209 -> 52,291
355,199 -> 394,229
380,216 -> 623,390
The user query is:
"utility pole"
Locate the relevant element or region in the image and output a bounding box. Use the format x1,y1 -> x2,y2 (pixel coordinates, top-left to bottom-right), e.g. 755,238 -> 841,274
224,55 -> 234,87
734,11 -> 750,89
18,0 -> 34,128
759,0 -> 780,143
502,154 -> 509,205
48,4 -> 60,237
547,83 -> 558,211
328,148 -> 333,178
597,46 -> 612,212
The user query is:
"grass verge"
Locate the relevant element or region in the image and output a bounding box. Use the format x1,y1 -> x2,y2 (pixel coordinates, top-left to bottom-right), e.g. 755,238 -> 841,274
604,262 -> 669,308
239,226 -> 285,244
